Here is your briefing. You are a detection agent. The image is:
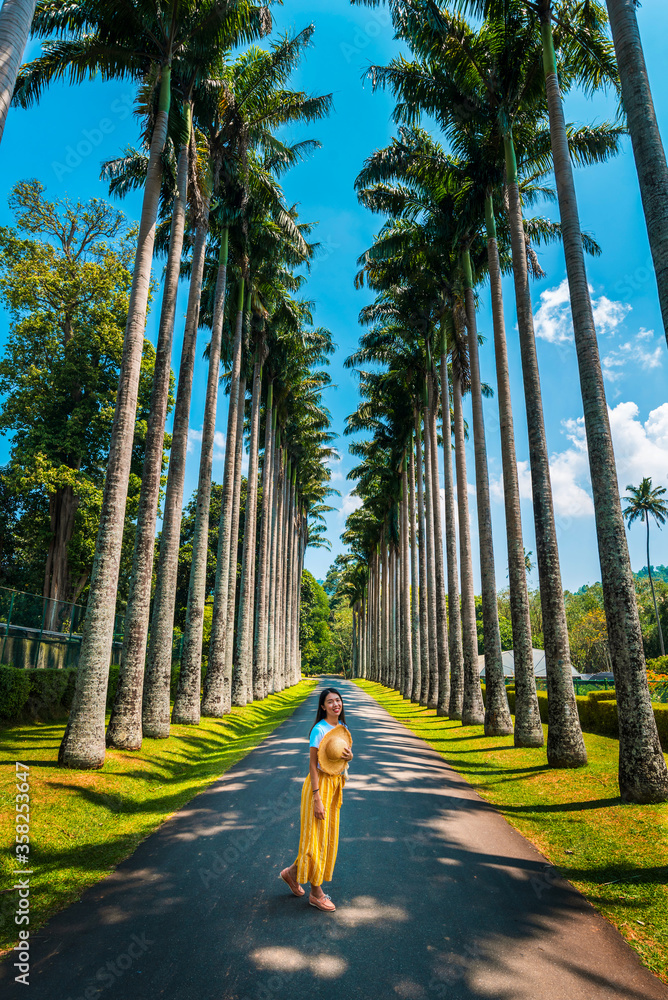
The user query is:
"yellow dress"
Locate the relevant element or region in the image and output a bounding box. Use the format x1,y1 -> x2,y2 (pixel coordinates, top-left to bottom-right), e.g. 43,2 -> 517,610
294,767 -> 347,886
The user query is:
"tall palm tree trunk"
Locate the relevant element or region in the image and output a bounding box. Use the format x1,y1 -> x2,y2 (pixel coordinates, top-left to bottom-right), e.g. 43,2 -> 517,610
504,126 -> 586,767
266,436 -> 281,694
462,253 -> 512,737
401,457 -> 414,699
287,495 -> 297,685
226,373 -> 247,704
282,471 -> 294,688
440,352 -> 464,721
234,348 -> 264,704
369,551 -> 376,681
272,451 -> 287,692
606,0 -> 668,346
381,533 -> 389,686
485,196 -> 543,747
422,397 -> 439,708
202,279 -> 244,715
172,235 -> 230,725
59,70 -> 172,768
107,133 -> 190,750
453,371 -> 485,727
429,371 -> 450,716
278,461 -> 291,690
542,4 -> 668,800
391,540 -> 397,688
253,384 -> 274,699
0,0 -> 37,145
409,435 -> 421,701
142,204 -> 211,738
415,411 -> 430,705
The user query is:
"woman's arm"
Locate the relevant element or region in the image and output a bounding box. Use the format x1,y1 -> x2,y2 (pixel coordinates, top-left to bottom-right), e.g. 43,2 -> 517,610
310,747 -> 325,820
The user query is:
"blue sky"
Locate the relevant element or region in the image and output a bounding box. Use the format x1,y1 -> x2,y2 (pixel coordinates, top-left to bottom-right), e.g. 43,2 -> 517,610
0,1 -> 667,594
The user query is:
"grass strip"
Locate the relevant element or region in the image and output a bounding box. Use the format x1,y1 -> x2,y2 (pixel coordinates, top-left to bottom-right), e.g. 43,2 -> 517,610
354,679 -> 668,984
0,678 -> 318,954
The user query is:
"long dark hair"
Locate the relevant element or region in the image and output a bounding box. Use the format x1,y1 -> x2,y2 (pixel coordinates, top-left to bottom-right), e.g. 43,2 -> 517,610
309,687 -> 347,734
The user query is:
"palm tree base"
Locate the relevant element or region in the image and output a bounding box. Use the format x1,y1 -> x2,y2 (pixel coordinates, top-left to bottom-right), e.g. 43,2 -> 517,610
141,722 -> 170,739
200,701 -> 227,718
171,711 -> 201,726
546,752 -> 588,769
484,720 -> 514,737
461,712 -> 484,727
435,707 -> 449,717
105,725 -> 142,751
58,743 -> 105,770
514,731 -> 545,749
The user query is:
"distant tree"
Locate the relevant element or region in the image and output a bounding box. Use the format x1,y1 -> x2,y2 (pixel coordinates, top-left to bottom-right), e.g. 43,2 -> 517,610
623,477 -> 668,656
299,570 -> 333,674
0,181 -> 167,624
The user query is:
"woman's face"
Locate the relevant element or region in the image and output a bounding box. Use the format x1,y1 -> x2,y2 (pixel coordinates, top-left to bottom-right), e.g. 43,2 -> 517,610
323,692 -> 342,717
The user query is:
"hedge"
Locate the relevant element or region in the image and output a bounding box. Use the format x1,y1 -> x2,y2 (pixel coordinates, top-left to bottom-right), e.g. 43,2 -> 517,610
0,662 -> 200,723
482,684 -> 667,751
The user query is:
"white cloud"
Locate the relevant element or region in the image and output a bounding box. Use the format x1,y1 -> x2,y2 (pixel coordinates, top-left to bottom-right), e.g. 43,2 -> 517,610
491,401 -> 668,523
339,491 -> 362,519
456,403 -> 666,526
533,278 -> 631,344
533,282 -> 663,388
187,427 -> 226,459
602,333 -> 663,384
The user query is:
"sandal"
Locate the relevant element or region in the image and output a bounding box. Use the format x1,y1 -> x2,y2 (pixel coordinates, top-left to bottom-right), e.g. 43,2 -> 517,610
280,867 -> 305,897
309,892 -> 336,912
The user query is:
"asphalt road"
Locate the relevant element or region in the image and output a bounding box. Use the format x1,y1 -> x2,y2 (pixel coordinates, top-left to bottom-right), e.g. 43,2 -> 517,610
2,677 -> 667,1000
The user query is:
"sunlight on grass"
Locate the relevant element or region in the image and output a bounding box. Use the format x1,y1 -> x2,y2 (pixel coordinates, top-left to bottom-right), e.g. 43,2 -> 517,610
0,678 -> 317,954
354,679 -> 668,984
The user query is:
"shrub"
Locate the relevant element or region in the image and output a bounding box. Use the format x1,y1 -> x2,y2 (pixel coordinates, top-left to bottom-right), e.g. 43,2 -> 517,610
25,668 -> 72,719
586,690 -> 617,703
481,683 -> 665,749
0,665 -> 31,718
647,656 -> 668,673
654,705 -> 668,749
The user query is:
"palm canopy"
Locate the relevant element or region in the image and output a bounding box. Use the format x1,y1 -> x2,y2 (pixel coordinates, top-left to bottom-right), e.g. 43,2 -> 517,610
622,478 -> 668,530
13,0 -> 272,109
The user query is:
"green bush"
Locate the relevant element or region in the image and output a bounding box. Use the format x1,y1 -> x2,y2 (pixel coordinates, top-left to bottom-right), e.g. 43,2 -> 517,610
0,665 -> 31,718
647,656 -> 668,673
25,668 -> 72,719
654,705 -> 668,749
586,690 -> 617,703
481,683 -> 666,750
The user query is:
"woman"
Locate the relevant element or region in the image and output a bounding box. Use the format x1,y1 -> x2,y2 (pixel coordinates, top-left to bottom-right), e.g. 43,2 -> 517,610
280,687 -> 353,911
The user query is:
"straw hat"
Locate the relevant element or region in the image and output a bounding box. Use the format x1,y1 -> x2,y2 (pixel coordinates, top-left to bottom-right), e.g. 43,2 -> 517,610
317,724 -> 353,776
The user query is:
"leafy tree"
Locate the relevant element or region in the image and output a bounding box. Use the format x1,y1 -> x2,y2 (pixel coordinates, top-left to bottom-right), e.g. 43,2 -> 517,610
0,180 -> 167,625
299,570 -> 333,674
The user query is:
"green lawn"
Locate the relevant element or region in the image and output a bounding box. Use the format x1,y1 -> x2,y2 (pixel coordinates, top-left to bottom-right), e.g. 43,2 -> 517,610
354,679 -> 668,984
0,678 -> 317,954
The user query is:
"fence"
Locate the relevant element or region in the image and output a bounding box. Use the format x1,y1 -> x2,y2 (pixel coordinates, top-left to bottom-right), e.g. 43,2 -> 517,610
0,587 -> 124,670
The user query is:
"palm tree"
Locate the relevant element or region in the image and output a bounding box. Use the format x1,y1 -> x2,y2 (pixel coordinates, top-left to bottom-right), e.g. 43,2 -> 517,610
535,0 -> 668,800
0,0 -> 36,144
200,30 -> 332,714
142,182 -> 214,739
439,351 -> 464,720
623,478 -> 668,657
605,0 -> 668,348
105,119 -> 191,749
17,0 -> 266,768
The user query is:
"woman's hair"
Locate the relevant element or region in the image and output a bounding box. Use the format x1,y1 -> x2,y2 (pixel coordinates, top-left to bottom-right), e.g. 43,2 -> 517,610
309,687 -> 347,734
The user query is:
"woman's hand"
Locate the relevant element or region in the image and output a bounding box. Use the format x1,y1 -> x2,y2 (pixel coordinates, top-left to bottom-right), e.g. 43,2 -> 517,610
341,747 -> 353,761
313,792 -> 325,820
